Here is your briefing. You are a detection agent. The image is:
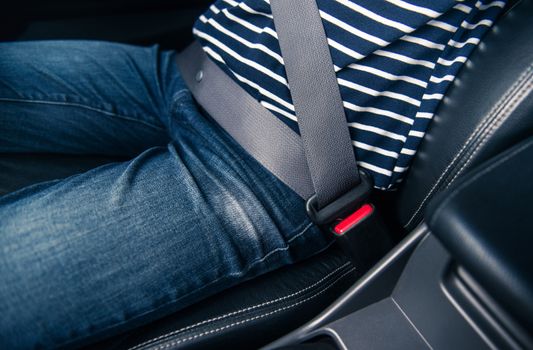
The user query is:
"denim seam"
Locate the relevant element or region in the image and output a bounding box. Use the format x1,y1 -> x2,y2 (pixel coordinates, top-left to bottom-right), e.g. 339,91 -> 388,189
170,89 -> 192,111
249,222 -> 314,266
147,267 -> 356,350
167,89 -> 194,127
152,48 -> 163,101
53,219 -> 322,349
0,97 -> 165,131
128,261 -> 352,350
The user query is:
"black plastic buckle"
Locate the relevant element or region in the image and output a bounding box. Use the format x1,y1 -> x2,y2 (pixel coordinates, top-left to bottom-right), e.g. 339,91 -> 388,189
305,170 -> 374,226
330,203 -> 393,267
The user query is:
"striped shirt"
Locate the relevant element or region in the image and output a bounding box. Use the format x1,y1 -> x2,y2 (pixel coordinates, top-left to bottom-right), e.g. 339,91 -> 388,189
193,0 -> 506,190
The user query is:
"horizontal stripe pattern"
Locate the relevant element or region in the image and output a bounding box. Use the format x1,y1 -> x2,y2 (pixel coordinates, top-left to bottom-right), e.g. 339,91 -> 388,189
194,0 -> 505,189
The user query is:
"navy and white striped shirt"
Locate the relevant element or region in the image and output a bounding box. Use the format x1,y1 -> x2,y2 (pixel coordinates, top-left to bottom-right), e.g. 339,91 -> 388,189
193,0 -> 506,190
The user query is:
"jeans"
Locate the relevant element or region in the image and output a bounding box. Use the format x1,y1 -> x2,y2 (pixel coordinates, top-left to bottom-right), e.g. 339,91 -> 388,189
0,41 -> 328,349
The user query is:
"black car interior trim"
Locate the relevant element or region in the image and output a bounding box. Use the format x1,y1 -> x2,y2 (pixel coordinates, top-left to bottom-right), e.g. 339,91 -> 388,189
265,139 -> 533,349
395,0 -> 533,230
404,63 -> 533,228
135,267 -> 356,350
128,262 -> 353,350
265,224 -> 430,349
427,137 -> 533,339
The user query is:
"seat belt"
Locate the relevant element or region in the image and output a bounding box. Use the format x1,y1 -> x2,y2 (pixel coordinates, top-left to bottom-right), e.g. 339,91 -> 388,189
178,0 -> 372,226
270,0 -> 372,225
178,43 -> 315,200
270,0 -> 360,208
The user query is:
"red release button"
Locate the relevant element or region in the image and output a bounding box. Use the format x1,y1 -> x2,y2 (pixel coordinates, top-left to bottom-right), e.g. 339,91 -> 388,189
333,203 -> 374,235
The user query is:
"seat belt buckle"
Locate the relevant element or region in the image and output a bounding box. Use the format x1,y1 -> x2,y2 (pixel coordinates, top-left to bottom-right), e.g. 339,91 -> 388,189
331,203 -> 374,236
307,171 -> 393,266
305,170 -> 373,226
330,203 -> 391,265
331,203 -> 374,262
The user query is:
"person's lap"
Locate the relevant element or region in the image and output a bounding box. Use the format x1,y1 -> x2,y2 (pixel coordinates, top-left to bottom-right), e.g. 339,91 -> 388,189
0,41 -> 327,349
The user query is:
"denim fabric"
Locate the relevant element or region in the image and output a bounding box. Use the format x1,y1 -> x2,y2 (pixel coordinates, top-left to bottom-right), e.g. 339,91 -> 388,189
0,41 -> 329,349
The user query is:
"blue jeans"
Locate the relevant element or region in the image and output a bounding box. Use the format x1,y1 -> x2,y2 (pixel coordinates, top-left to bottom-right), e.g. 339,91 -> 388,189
0,41 -> 328,349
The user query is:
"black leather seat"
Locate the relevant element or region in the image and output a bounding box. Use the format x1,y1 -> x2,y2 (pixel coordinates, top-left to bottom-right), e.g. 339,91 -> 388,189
1,0 -> 532,348
393,0 -> 533,230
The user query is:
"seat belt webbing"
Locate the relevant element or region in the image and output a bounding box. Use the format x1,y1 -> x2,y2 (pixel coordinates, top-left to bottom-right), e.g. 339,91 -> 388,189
270,0 -> 360,209
178,42 -> 315,199
178,0 -> 363,210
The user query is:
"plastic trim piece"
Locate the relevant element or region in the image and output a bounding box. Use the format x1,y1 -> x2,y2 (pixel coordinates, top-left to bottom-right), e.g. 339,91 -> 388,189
264,223 -> 428,349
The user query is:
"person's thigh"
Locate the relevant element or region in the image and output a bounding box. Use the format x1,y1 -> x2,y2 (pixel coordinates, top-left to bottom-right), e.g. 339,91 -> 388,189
0,40 -> 181,156
0,90 -> 328,349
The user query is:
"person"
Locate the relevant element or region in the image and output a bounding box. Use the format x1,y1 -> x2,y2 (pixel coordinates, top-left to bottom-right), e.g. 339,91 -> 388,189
0,0 -> 505,348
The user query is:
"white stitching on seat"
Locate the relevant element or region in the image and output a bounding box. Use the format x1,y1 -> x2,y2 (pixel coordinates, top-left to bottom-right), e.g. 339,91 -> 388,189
446,69 -> 533,187
428,140 -> 533,230
404,64 -> 533,228
128,261 -> 353,350
147,267 -> 356,350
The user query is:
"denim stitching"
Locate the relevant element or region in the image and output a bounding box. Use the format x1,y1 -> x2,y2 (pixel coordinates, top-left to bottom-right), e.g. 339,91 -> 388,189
248,222 -> 314,266
152,46 -> 163,101
170,89 -> 192,110
167,89 -> 194,127
0,97 -> 165,131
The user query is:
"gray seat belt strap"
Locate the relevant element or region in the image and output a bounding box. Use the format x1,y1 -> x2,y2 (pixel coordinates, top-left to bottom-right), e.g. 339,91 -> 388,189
177,42 -> 315,199
270,0 -> 361,209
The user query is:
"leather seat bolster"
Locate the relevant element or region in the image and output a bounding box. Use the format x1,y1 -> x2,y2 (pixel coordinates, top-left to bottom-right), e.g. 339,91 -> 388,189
427,137 -> 533,333
87,246 -> 357,350
395,0 -> 533,230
